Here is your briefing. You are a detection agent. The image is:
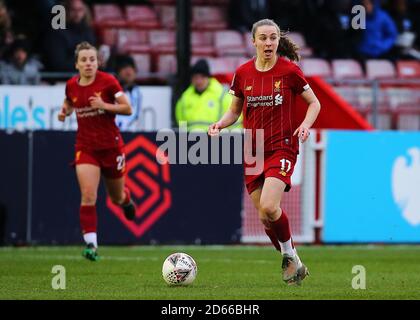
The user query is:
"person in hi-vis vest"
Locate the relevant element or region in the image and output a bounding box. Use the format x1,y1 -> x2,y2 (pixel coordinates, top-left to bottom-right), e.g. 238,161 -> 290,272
175,59 -> 242,132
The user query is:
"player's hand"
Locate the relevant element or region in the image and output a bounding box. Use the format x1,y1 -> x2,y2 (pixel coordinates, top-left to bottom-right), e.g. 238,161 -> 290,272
293,124 -> 311,143
208,122 -> 221,136
89,96 -> 105,110
57,109 -> 67,122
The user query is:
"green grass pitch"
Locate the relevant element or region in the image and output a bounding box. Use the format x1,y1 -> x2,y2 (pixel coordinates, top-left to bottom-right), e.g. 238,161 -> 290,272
1,245 -> 420,300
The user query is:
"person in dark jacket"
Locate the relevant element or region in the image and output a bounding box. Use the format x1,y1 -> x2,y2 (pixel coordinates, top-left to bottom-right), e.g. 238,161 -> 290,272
0,38 -> 43,85
42,0 -> 96,72
229,0 -> 270,33
357,0 -> 398,59
387,0 -> 420,60
0,0 -> 14,60
312,0 -> 362,59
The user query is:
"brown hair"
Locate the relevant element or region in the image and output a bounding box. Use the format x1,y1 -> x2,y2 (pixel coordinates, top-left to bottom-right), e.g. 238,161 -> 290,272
0,0 -> 11,28
74,41 -> 97,62
251,19 -> 300,62
63,0 -> 93,27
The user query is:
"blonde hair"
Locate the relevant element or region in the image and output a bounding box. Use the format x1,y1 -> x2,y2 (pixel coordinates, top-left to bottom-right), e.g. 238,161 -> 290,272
251,19 -> 300,62
74,41 -> 97,62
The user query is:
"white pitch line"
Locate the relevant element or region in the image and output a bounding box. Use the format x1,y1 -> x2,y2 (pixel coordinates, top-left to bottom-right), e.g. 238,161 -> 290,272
1,254 -> 276,264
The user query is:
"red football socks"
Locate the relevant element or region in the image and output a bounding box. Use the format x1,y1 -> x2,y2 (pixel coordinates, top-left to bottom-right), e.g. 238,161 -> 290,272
80,205 -> 97,234
264,227 -> 282,252
270,209 -> 292,244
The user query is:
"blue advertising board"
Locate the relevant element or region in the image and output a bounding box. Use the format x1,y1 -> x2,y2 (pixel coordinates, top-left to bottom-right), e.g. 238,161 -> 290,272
323,131 -> 420,243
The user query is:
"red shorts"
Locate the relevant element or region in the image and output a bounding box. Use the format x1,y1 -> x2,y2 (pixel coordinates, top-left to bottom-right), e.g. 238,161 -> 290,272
244,149 -> 297,195
74,147 -> 126,179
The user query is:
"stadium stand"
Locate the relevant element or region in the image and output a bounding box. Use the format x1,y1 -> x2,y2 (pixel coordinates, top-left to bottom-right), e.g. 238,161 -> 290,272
100,27 -> 119,47
148,29 -> 176,54
243,32 -> 255,57
131,53 -> 152,76
191,6 -> 227,30
117,28 -> 150,53
331,59 -> 364,79
191,31 -> 215,56
2,0 -> 418,131
155,5 -> 176,29
396,61 -> 420,78
287,32 -> 313,58
93,4 -> 127,28
125,5 -> 161,29
213,30 -> 247,56
366,60 -> 397,79
149,0 -> 175,4
300,58 -> 331,77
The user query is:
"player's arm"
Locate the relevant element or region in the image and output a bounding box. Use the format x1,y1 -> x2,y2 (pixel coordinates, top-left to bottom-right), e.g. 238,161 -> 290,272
58,98 -> 74,122
293,88 -> 321,143
208,95 -> 244,136
88,93 -> 132,115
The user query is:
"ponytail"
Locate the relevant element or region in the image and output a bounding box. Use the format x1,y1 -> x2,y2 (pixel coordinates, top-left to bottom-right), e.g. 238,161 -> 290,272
278,31 -> 300,62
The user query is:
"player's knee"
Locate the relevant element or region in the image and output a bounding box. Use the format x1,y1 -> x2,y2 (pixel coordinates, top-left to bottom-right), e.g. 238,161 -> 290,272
259,202 -> 279,221
81,190 -> 97,205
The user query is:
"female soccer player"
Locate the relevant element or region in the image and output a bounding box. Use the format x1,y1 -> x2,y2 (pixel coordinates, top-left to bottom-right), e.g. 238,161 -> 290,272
209,19 -> 321,285
58,41 -> 136,261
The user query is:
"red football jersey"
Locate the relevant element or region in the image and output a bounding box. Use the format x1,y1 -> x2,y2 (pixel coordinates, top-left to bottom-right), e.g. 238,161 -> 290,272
65,71 -> 124,150
230,56 -> 310,154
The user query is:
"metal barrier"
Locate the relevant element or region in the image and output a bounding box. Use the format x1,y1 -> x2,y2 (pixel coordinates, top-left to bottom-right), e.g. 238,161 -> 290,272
325,78 -> 420,130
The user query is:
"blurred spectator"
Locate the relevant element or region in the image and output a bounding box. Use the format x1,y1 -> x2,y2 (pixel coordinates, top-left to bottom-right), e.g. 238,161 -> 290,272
296,0 -> 325,49
42,0 -> 96,72
229,0 -> 270,33
4,0 -> 58,55
357,0 -> 398,60
387,0 -> 420,60
0,38 -> 43,85
0,0 -> 14,59
175,59 -> 238,132
311,0 -> 362,59
270,0 -> 305,32
114,55 -> 142,131
98,44 -> 111,70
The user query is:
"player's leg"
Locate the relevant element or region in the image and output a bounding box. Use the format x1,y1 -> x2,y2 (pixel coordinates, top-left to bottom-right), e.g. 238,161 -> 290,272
101,148 -> 136,220
249,186 -> 282,252
259,177 -> 291,252
76,163 -> 101,261
103,176 -> 136,221
260,177 -> 308,284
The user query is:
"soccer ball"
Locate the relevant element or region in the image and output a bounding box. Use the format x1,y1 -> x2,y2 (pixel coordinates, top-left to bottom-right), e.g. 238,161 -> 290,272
162,252 -> 197,286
